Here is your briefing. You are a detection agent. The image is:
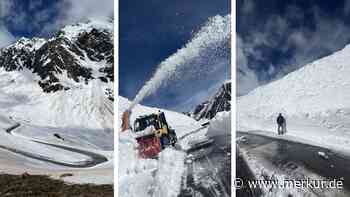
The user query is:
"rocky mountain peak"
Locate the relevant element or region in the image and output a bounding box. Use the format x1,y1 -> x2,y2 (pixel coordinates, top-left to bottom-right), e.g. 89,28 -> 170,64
193,81 -> 231,120
0,20 -> 114,96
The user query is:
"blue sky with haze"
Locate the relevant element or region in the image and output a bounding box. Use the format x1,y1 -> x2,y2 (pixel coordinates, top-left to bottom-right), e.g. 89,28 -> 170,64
238,0 -> 350,95
0,0 -> 113,47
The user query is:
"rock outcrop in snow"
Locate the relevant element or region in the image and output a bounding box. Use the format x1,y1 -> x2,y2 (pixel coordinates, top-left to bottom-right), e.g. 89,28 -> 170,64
193,81 -> 231,120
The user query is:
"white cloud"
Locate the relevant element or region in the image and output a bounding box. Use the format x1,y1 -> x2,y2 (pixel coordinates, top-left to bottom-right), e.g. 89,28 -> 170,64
238,3 -> 350,95
0,25 -> 15,48
0,0 -> 15,48
241,0 -> 255,14
1,0 -> 113,37
344,1 -> 350,16
29,0 -> 43,11
237,35 -> 259,96
0,0 -> 13,18
0,0 -> 114,48
282,6 -> 350,72
62,0 -> 113,21
41,0 -> 113,35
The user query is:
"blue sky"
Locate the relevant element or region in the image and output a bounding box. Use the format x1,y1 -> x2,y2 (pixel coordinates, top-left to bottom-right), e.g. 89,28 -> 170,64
119,0 -> 230,112
0,0 -> 113,47
238,0 -> 350,95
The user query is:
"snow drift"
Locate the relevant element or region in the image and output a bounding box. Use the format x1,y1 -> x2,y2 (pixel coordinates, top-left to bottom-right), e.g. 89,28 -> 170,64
207,111 -> 231,138
238,44 -> 350,153
118,96 -> 201,197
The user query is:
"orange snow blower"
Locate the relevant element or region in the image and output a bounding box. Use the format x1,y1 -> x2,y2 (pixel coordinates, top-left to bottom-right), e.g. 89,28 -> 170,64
121,110 -> 177,158
121,110 -> 131,131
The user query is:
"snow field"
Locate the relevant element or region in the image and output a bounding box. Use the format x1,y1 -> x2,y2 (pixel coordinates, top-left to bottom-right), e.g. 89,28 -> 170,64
118,97 -> 201,197
238,44 -> 350,155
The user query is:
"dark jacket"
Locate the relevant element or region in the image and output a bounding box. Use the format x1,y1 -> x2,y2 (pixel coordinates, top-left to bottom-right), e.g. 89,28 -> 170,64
277,115 -> 285,125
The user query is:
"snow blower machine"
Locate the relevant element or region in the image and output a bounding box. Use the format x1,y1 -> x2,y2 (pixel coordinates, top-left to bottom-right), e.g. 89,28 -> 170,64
122,110 -> 177,158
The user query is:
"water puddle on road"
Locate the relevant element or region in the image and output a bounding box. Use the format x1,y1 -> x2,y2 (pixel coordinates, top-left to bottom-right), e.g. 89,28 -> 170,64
179,135 -> 231,197
237,132 -> 350,196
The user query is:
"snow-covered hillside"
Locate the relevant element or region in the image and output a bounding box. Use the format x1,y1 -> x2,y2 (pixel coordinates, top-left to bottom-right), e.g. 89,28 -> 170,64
0,19 -> 113,147
118,96 -> 201,197
193,81 -> 231,120
0,19 -> 114,184
238,44 -> 350,153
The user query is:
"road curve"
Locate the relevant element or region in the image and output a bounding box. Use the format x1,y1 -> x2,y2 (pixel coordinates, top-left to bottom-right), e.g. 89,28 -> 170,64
1,122 -> 108,168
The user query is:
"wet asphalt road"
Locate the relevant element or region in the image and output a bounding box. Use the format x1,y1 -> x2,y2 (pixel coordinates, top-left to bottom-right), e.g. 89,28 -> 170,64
237,131 -> 350,197
179,134 -> 231,197
236,152 -> 262,197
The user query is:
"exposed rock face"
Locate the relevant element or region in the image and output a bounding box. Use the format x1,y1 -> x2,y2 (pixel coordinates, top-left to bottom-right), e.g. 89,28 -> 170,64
193,81 -> 231,120
0,38 -> 44,72
0,20 -> 114,96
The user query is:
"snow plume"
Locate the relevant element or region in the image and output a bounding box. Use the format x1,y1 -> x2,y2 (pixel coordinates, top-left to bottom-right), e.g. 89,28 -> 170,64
128,15 -> 230,110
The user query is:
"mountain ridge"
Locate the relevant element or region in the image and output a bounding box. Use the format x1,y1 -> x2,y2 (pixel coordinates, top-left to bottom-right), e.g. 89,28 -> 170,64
192,81 -> 231,120
0,20 -> 113,96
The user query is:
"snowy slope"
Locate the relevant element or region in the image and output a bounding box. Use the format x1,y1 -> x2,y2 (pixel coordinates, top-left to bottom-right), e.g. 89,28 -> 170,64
0,19 -> 114,149
0,20 -> 114,184
118,96 -> 201,197
238,44 -> 350,153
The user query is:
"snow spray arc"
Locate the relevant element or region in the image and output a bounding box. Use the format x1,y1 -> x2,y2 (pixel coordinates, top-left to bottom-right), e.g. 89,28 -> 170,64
128,15 -> 231,111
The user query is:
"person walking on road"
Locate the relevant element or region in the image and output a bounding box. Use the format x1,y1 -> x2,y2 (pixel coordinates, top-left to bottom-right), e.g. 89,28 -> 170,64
277,113 -> 286,135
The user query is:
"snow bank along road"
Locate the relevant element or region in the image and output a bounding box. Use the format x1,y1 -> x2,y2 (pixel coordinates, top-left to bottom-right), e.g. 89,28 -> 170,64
237,131 -> 350,197
1,121 -> 108,168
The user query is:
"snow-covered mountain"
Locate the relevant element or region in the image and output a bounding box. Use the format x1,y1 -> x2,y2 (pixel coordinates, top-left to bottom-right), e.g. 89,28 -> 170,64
193,81 -> 231,120
0,19 -> 114,184
0,20 -> 113,94
0,20 -> 114,149
238,44 -> 350,153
